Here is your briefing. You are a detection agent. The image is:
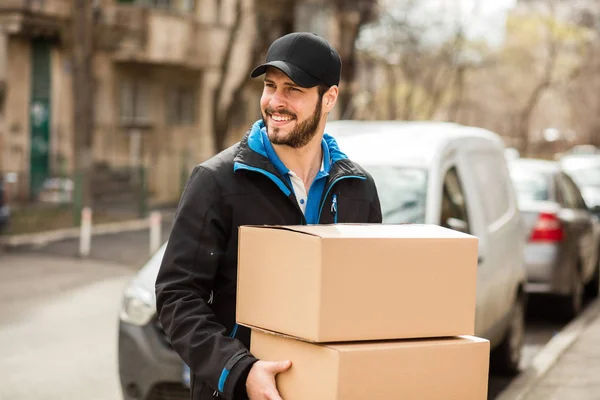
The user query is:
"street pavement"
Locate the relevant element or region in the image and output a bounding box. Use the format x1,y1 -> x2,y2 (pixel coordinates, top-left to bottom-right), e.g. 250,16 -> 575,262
0,253 -> 134,400
497,297 -> 600,400
523,300 -> 600,400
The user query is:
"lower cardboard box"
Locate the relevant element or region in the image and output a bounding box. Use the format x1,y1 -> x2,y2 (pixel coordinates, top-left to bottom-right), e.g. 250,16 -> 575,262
250,329 -> 490,400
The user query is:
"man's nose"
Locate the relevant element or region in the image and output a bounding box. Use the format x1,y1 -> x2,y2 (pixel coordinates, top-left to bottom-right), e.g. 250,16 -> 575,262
268,89 -> 287,109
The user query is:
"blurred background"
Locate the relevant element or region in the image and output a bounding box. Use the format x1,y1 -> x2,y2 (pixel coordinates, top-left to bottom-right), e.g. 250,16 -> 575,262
1,0 -> 599,234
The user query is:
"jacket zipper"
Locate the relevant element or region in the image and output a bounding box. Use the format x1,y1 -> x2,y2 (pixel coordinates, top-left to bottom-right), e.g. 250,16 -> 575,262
318,176 -> 365,222
331,194 -> 338,223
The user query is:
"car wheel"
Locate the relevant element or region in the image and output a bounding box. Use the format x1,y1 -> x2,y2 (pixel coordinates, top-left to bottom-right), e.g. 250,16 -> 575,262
561,266 -> 584,320
491,293 -> 525,376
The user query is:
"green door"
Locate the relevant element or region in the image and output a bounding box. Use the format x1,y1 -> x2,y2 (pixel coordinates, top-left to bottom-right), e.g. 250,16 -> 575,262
30,40 -> 52,199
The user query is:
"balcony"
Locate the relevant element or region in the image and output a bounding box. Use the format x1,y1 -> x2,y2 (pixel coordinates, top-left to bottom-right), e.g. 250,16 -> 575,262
105,4 -> 217,69
0,0 -> 71,37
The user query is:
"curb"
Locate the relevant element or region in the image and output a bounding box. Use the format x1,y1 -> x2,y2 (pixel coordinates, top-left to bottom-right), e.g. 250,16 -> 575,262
496,297 -> 600,400
0,210 -> 175,248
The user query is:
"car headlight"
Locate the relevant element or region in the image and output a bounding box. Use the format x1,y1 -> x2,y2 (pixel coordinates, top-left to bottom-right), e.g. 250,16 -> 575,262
119,279 -> 156,326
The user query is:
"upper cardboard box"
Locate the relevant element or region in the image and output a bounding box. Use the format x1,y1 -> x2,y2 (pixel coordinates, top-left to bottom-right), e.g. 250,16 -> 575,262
236,223 -> 478,342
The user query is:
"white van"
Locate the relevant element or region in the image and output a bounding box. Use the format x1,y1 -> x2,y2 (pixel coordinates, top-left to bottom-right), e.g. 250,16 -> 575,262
327,120 -> 527,374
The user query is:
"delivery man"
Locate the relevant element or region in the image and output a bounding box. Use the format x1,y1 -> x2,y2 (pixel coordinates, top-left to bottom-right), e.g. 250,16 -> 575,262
155,32 -> 382,400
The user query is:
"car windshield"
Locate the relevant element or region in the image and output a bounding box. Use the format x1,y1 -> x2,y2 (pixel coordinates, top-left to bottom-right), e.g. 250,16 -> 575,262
509,166 -> 551,202
364,165 -> 428,224
565,166 -> 600,188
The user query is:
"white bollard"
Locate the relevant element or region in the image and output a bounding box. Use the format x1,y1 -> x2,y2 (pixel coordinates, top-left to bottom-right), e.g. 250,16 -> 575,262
149,211 -> 162,255
79,207 -> 92,257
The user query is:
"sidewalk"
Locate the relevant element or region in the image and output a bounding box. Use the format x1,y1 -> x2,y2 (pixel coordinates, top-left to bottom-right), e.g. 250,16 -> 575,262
0,209 -> 176,269
498,298 -> 600,400
0,208 -> 176,247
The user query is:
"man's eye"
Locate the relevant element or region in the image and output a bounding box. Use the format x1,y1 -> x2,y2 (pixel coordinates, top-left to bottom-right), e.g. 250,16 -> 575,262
265,83 -> 275,88
289,87 -> 301,92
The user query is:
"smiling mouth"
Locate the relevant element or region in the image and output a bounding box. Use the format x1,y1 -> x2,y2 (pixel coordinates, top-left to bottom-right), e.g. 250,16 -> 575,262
269,113 -> 295,123
271,114 -> 293,122
265,107 -> 296,124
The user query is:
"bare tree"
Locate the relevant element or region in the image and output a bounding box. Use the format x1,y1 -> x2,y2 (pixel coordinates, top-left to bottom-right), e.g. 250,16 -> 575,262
72,0 -> 95,212
356,0 -> 482,121
515,1 -> 560,155
212,0 -> 246,153
494,0 -> 593,154
211,0 -> 296,152
331,0 -> 378,119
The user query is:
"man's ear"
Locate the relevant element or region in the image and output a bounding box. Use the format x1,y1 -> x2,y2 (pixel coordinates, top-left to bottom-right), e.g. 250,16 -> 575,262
323,85 -> 339,113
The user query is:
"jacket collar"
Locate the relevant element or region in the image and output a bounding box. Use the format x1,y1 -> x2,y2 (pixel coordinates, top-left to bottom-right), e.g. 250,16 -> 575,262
233,120 -> 366,179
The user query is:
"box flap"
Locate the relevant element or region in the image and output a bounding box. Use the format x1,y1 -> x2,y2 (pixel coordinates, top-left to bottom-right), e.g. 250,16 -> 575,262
239,225 -> 323,237
242,224 -> 476,239
242,323 -> 324,344
245,325 -> 489,351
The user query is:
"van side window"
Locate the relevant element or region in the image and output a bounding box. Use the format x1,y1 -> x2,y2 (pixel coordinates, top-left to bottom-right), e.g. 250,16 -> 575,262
468,152 -> 511,225
441,167 -> 471,233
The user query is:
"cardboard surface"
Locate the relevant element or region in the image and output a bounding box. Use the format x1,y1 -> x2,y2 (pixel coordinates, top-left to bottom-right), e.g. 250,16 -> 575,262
250,329 -> 491,400
236,223 -> 479,342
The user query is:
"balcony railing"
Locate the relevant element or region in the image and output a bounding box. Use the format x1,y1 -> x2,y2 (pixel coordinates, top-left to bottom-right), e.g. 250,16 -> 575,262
107,4 -> 209,68
0,0 -> 71,19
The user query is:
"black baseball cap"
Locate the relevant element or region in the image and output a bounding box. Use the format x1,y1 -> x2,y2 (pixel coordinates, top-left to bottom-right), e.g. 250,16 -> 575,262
250,32 -> 342,88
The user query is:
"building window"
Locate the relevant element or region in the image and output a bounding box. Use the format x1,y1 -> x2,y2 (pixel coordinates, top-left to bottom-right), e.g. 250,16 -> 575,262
167,86 -> 196,126
152,0 -> 171,9
119,78 -> 153,127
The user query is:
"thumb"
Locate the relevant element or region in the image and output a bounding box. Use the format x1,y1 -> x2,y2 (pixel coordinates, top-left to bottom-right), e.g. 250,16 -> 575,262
267,360 -> 292,374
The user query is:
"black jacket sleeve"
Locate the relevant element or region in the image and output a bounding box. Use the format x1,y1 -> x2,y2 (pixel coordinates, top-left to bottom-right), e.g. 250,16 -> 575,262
155,165 -> 257,399
368,176 -> 383,223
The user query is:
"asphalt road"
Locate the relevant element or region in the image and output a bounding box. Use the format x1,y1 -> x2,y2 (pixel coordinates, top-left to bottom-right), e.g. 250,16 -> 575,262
0,253 -> 134,400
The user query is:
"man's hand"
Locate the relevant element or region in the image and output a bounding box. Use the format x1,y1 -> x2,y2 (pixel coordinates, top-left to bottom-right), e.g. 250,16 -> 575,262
246,360 -> 292,400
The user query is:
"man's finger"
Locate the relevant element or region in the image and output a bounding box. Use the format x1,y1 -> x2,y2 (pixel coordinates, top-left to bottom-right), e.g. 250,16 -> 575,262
267,360 -> 292,373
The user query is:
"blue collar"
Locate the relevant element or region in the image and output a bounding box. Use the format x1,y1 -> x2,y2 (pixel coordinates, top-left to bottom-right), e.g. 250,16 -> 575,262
247,119 -> 344,178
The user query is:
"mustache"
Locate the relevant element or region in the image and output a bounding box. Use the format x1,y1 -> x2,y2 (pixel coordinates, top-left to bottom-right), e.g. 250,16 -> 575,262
265,107 -> 296,119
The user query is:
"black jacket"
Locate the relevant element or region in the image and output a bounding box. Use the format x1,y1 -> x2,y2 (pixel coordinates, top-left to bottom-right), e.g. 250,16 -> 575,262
155,125 -> 382,400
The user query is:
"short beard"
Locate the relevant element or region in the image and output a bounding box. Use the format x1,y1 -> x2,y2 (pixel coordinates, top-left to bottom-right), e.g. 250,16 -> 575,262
262,97 -> 323,149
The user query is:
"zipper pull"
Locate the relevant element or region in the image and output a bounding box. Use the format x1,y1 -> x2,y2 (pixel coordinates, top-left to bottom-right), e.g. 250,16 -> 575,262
331,194 -> 338,223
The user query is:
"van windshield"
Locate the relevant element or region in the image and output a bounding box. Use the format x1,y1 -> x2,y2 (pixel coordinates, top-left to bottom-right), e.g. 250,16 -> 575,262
364,165 -> 428,224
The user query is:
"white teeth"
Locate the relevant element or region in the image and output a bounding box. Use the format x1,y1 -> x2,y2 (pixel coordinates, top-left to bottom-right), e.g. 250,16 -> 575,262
272,115 -> 291,122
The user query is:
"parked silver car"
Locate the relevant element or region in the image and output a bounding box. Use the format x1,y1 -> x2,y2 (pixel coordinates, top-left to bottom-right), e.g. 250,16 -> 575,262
560,154 -> 600,216
118,243 -> 188,400
508,158 -> 599,319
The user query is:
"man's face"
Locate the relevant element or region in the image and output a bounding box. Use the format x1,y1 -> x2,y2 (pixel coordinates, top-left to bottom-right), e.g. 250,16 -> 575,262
260,68 -> 324,149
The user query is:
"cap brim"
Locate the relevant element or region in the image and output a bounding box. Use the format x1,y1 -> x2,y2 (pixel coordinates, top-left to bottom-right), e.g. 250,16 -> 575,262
250,61 -> 321,88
